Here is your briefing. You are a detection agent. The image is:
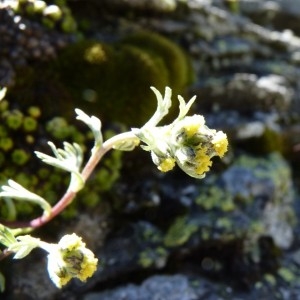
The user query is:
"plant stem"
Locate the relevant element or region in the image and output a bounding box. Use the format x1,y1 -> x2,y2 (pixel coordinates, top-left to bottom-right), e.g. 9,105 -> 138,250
81,131 -> 138,180
1,131 -> 139,229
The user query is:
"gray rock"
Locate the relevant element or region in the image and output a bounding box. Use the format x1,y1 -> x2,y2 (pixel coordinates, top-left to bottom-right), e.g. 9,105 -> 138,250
84,275 -> 198,300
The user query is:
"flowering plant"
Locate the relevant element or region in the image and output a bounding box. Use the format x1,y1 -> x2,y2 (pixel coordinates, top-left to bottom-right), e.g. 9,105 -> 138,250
0,87 -> 228,290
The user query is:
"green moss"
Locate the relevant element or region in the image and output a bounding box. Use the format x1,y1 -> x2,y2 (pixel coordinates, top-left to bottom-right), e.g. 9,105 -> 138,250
138,247 -> 168,268
23,116 -> 38,132
239,127 -> 287,156
278,267 -> 295,283
195,186 -> 235,212
164,215 -> 198,247
0,98 -> 124,220
236,152 -> 293,205
11,149 -> 30,165
4,110 -> 23,130
61,204 -> 78,219
80,192 -> 100,208
0,138 -> 14,152
25,134 -> 35,144
200,228 -> 212,241
192,152 -> 295,253
138,249 -> 155,268
0,125 -> 7,137
216,217 -> 233,231
55,40 -> 170,126
121,31 -> 194,93
142,227 -> 163,244
37,168 -> 50,180
0,100 -> 9,112
27,106 -> 41,118
14,173 -> 35,188
46,117 -> 71,140
261,127 -> 286,153
249,221 -> 264,236
14,201 -> 34,216
264,273 -> 276,286
9,30 -> 194,127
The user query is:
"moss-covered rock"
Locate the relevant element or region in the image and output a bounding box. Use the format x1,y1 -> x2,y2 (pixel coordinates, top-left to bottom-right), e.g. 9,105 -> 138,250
55,31 -> 194,126
192,152 -> 295,249
54,39 -> 170,126
7,28 -> 194,126
120,31 -> 194,95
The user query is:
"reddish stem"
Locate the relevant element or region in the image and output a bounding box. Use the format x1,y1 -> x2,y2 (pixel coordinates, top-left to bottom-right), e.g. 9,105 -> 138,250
0,132 -> 138,229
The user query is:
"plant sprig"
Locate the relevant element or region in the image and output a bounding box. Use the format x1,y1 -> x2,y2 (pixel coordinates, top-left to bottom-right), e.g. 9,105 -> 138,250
0,86 -> 228,291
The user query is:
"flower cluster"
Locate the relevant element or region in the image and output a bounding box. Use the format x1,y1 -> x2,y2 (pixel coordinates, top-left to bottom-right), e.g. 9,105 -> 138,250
134,87 -> 228,178
45,233 -> 98,288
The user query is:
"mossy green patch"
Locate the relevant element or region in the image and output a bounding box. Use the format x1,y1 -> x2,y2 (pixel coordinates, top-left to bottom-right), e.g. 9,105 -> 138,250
0,101 -> 123,221
121,31 -> 194,93
0,138 -> 14,152
278,267 -> 295,283
138,247 -> 168,268
11,149 -> 30,165
9,30 -> 194,127
196,186 -> 235,212
55,39 -> 170,126
164,215 -> 198,247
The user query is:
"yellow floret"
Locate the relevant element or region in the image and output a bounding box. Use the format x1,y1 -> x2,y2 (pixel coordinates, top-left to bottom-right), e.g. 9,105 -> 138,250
158,157 -> 176,172
194,147 -> 213,175
77,248 -> 98,282
59,233 -> 83,250
182,115 -> 205,137
211,131 -> 228,157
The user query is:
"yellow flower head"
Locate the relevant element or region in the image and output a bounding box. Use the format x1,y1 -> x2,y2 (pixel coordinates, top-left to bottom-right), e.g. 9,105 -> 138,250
174,145 -> 213,178
47,233 -> 98,288
136,87 -> 229,179
211,131 -> 228,157
169,115 -> 228,178
194,147 -> 213,176
158,157 -> 176,172
181,115 -> 205,138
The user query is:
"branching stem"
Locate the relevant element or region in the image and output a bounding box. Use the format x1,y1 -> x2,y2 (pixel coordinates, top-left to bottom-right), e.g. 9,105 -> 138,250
1,131 -> 138,229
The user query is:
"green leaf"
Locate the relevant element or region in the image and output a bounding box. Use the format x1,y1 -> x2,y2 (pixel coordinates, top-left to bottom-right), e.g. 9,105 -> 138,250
0,224 -> 17,247
176,95 -> 197,121
75,108 -> 103,147
0,180 -> 52,216
8,235 -> 40,259
35,142 -> 83,173
143,87 -> 172,128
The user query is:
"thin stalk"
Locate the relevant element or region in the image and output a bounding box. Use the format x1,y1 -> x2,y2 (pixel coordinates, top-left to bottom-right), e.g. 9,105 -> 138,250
1,131 -> 138,229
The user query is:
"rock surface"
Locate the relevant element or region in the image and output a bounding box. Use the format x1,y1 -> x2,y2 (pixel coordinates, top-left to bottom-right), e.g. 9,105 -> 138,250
2,0 -> 300,299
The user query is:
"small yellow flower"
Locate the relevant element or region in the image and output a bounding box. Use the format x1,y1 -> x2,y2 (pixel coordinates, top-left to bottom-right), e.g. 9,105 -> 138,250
211,131 -> 228,157
182,115 -> 205,138
158,157 -> 176,172
194,147 -> 213,176
46,233 -> 98,288
174,145 -> 213,178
